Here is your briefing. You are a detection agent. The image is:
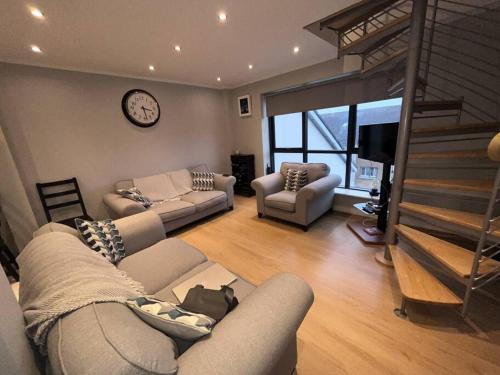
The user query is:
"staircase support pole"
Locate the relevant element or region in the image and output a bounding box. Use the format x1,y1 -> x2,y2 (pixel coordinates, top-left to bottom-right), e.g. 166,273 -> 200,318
382,0 -> 429,262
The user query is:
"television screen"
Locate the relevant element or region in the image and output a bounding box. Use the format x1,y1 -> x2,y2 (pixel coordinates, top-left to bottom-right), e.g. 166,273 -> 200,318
358,122 -> 399,164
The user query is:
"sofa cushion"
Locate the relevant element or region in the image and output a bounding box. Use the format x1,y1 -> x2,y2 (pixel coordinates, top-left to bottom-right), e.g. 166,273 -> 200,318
47,302 -> 178,375
127,297 -> 215,340
33,222 -> 80,238
280,162 -> 329,183
150,200 -> 196,222
191,172 -> 215,191
117,238 -> 208,294
75,218 -> 125,264
167,169 -> 193,196
154,261 -> 256,355
181,191 -> 227,212
284,169 -> 308,192
133,174 -> 178,202
265,191 -> 297,212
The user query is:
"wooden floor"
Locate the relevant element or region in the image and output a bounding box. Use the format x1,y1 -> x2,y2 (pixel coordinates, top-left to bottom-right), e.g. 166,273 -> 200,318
177,196 -> 500,375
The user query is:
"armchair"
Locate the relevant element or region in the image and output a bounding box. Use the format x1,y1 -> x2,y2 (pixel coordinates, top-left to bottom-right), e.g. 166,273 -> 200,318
251,162 -> 341,231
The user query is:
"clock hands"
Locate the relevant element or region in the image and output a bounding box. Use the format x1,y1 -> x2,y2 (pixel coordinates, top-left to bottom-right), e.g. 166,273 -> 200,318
141,105 -> 154,121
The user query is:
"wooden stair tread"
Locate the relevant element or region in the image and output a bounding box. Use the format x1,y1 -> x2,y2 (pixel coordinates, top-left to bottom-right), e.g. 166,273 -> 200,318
411,122 -> 500,137
408,150 -> 488,159
389,245 -> 463,305
395,224 -> 500,278
404,179 -> 493,193
319,0 -> 398,32
398,202 -> 500,237
338,14 -> 411,56
413,100 -> 463,113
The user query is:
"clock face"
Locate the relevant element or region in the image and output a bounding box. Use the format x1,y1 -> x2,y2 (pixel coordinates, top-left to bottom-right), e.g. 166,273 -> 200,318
121,89 -> 160,127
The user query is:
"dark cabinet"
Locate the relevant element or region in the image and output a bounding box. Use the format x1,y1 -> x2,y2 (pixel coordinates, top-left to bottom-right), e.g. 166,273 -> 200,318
231,154 -> 255,197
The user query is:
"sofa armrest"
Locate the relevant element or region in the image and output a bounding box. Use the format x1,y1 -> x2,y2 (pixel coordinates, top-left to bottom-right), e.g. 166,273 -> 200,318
114,211 -> 166,256
297,174 -> 342,202
214,174 -> 236,208
103,193 -> 146,219
250,173 -> 284,214
177,273 -> 313,375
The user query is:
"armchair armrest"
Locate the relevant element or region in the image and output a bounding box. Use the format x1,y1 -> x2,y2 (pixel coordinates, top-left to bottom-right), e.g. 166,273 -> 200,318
114,211 -> 166,256
214,174 -> 236,208
297,174 -> 342,202
177,273 -> 313,375
251,173 -> 284,214
103,193 -> 146,219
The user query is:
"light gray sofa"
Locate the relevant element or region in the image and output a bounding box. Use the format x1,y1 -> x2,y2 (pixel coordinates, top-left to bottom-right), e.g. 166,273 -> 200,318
103,165 -> 236,232
1,211 -> 314,375
251,162 -> 342,231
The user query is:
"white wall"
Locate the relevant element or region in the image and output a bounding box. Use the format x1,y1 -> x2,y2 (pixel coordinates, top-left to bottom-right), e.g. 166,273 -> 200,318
0,63 -> 233,225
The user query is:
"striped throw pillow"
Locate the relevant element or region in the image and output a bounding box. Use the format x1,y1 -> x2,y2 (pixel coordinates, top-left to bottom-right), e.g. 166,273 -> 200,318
284,169 -> 308,192
192,171 -> 215,191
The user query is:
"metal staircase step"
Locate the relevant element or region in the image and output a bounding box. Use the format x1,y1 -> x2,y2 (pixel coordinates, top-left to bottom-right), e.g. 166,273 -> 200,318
395,224 -> 500,278
413,100 -> 463,113
404,178 -> 493,193
398,202 -> 500,238
411,122 -> 500,137
361,47 -> 408,76
389,245 -> 463,305
338,14 -> 411,56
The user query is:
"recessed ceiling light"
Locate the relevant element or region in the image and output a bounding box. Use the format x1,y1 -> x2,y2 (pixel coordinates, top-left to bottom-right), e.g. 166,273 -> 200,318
293,46 -> 300,54
30,8 -> 44,19
218,12 -> 227,23
217,77 -> 221,82
149,65 -> 155,71
31,45 -> 42,53
174,45 -> 181,52
248,64 -> 253,70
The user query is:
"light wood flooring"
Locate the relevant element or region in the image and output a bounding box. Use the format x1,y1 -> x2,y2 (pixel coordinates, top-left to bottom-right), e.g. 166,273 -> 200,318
177,196 -> 500,375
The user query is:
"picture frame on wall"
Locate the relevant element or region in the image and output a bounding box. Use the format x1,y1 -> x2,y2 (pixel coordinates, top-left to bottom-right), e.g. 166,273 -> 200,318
237,95 -> 252,117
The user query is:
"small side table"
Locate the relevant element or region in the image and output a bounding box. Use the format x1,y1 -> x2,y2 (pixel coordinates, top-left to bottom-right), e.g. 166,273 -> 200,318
347,202 -> 385,245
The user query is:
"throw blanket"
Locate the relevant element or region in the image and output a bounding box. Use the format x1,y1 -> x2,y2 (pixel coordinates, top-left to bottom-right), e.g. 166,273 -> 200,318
18,232 -> 144,354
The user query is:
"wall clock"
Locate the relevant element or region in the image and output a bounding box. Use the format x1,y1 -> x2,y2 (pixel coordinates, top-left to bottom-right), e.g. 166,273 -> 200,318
121,89 -> 160,127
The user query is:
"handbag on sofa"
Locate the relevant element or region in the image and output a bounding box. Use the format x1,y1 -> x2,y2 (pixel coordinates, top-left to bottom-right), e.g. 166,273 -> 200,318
179,285 -> 239,321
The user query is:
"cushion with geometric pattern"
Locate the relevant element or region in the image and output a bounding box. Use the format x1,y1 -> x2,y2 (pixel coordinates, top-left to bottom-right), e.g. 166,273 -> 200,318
116,187 -> 152,208
284,169 -> 308,192
74,219 -> 125,264
191,171 -> 215,191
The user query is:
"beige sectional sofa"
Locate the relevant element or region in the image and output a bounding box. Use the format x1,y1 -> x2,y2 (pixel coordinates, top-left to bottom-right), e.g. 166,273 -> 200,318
104,165 -> 236,232
2,211 -> 314,375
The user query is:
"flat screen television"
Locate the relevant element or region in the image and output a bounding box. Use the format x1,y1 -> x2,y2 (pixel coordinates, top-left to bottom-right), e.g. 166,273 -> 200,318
358,122 -> 399,164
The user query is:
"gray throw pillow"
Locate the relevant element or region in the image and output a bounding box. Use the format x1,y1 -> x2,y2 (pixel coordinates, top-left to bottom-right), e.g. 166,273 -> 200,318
75,219 -> 125,264
284,169 -> 308,192
127,297 -> 215,340
191,171 -> 215,191
116,187 -> 152,208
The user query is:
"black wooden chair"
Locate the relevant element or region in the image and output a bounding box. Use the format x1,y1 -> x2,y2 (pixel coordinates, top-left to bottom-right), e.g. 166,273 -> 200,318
0,231 -> 18,281
36,177 -> 93,228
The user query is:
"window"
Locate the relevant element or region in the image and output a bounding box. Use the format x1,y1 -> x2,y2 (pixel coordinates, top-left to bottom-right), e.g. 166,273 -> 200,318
269,98 -> 402,191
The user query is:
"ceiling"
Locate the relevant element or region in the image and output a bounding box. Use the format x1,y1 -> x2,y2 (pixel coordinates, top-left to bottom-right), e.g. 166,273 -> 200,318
0,0 -> 357,89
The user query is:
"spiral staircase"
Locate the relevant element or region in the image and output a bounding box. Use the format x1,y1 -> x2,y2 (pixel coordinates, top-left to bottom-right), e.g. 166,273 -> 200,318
305,0 -> 500,318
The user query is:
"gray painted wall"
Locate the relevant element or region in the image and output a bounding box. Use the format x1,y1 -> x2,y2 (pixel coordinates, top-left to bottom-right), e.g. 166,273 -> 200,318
0,63 -> 233,225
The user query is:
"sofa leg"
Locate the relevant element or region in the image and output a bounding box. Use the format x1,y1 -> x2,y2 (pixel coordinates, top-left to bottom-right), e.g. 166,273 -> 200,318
228,205 -> 234,211
258,213 -> 263,218
302,225 -> 308,232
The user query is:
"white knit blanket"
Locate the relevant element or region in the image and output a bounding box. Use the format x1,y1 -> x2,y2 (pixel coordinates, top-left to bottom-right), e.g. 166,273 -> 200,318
18,232 -> 144,354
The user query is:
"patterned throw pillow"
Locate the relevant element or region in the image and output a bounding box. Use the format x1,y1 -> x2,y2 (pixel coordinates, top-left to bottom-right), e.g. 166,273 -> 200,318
116,187 -> 152,208
75,219 -> 125,264
284,169 -> 308,192
127,296 -> 215,340
192,171 -> 215,191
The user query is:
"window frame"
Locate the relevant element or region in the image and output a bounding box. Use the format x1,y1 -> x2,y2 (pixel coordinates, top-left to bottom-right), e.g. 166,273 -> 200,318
269,101 -> 399,191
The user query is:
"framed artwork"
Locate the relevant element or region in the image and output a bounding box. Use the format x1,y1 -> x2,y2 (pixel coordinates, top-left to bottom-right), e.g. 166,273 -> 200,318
238,95 -> 252,117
